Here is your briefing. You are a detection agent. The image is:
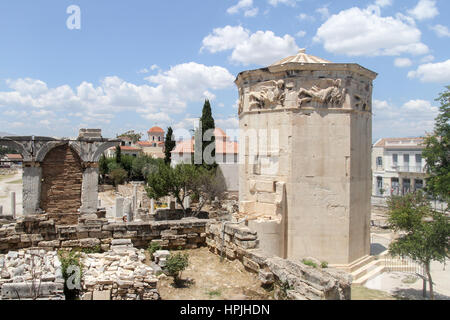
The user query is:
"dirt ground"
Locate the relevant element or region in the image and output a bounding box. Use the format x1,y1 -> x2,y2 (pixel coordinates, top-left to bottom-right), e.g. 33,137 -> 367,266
156,247 -> 274,300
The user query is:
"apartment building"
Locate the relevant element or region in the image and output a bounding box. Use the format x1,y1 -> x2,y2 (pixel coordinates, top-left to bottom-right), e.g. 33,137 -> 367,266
372,137 -> 427,197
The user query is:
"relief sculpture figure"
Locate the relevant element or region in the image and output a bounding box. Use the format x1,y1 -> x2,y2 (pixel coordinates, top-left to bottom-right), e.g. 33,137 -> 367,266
249,80 -> 286,110
298,79 -> 346,107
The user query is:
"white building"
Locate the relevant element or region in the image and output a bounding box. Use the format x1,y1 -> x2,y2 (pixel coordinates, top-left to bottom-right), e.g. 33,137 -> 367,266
171,128 -> 239,191
372,137 -> 427,197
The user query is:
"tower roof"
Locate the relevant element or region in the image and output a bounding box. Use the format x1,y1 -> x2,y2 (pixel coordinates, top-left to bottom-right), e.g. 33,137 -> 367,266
148,126 -> 164,134
271,49 -> 331,66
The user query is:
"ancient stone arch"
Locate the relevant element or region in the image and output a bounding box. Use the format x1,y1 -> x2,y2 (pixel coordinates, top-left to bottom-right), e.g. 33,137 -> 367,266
0,129 -> 120,217
40,144 -> 83,214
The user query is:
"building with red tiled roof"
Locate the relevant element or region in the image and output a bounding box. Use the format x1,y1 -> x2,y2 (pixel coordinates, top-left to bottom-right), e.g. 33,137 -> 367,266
147,126 -> 165,147
171,128 -> 239,191
372,137 -> 427,197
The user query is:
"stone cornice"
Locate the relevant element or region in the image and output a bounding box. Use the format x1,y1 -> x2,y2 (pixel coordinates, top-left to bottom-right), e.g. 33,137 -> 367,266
235,63 -> 378,85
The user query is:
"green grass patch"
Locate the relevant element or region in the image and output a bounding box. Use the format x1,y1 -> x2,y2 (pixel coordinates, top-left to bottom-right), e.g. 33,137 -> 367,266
302,259 -> 318,268
0,174 -> 15,181
206,289 -> 222,298
6,179 -> 22,184
351,285 -> 397,300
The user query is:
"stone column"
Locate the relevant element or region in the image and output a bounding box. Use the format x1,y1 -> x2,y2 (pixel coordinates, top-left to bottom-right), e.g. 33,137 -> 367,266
184,197 -> 190,209
0,205 -> 3,216
115,197 -> 124,218
150,199 -> 155,215
132,184 -> 138,211
80,164 -> 99,214
10,192 -> 16,218
22,164 -> 42,215
124,199 -> 133,222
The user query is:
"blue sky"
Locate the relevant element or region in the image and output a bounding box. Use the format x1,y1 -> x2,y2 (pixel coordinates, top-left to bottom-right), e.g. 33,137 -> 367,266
0,0 -> 449,141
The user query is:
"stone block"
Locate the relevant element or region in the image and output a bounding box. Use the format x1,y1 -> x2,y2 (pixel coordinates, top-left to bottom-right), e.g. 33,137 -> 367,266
92,290 -> 111,300
243,256 -> 260,273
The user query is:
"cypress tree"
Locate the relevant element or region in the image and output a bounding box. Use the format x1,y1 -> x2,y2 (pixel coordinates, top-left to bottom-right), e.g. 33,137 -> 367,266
164,127 -> 176,164
115,145 -> 122,164
199,99 -> 216,169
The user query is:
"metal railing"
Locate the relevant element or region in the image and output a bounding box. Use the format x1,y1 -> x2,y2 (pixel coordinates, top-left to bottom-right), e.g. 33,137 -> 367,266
384,254 -> 425,277
391,166 -> 426,173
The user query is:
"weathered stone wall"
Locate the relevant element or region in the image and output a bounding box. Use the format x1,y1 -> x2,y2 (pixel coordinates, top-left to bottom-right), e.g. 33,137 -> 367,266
0,249 -> 65,300
117,183 -> 151,209
206,221 -> 351,300
0,215 -> 209,253
40,145 -> 83,214
81,239 -> 159,300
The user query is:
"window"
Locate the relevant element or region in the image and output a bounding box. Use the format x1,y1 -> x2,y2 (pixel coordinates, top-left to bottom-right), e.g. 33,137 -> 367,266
404,154 -> 409,163
376,157 -> 383,167
415,154 -> 422,163
158,136 -> 161,142
392,154 -> 398,165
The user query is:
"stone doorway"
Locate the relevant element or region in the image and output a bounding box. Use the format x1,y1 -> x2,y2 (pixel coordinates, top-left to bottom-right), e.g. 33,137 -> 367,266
40,144 -> 83,214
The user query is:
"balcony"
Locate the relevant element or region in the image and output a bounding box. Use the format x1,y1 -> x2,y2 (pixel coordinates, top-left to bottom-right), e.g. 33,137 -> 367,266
391,165 -> 425,173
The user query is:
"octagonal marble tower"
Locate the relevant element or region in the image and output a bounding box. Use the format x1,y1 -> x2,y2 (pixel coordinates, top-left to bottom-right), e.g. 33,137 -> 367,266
236,49 -> 377,266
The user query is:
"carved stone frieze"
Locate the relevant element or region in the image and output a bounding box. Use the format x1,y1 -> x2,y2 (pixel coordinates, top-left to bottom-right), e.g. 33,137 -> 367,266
298,79 -> 346,108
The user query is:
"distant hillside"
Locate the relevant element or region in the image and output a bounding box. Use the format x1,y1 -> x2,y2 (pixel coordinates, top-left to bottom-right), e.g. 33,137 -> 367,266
0,132 -> 15,137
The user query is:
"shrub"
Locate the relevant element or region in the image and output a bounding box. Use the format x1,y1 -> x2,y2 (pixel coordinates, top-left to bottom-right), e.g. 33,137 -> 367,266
320,261 -> 328,268
166,252 -> 189,285
302,259 -> 318,268
58,250 -> 83,300
110,168 -> 128,186
147,242 -> 162,259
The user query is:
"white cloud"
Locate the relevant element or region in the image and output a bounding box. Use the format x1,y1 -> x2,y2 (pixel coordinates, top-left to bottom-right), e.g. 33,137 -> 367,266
408,0 -> 439,21
316,6 -> 330,20
314,6 -> 429,57
215,116 -> 239,130
373,99 -> 438,138
408,60 -> 450,83
201,26 -> 250,54
202,25 -> 299,66
227,0 -> 258,17
295,30 -> 306,38
375,0 -> 392,7
394,58 -> 413,68
430,24 -> 450,37
268,0 -> 297,7
298,13 -> 315,21
420,55 -> 434,63
0,62 -> 235,124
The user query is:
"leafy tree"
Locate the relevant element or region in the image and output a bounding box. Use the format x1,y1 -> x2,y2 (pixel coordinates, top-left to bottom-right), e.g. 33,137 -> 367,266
146,163 -> 198,215
120,154 -> 134,178
166,252 -> 189,286
131,155 -> 162,181
110,168 -> 128,186
117,130 -> 142,144
422,86 -> 450,205
164,126 -> 176,164
107,160 -> 122,172
387,192 -> 450,300
189,166 -> 226,215
197,99 -> 216,169
99,154 -> 109,176
115,145 -> 122,164
145,163 -> 225,216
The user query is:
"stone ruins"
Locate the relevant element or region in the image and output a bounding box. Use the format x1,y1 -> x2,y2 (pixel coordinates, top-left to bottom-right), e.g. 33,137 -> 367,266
236,49 -> 377,267
0,129 -> 119,220
0,50 -> 377,300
